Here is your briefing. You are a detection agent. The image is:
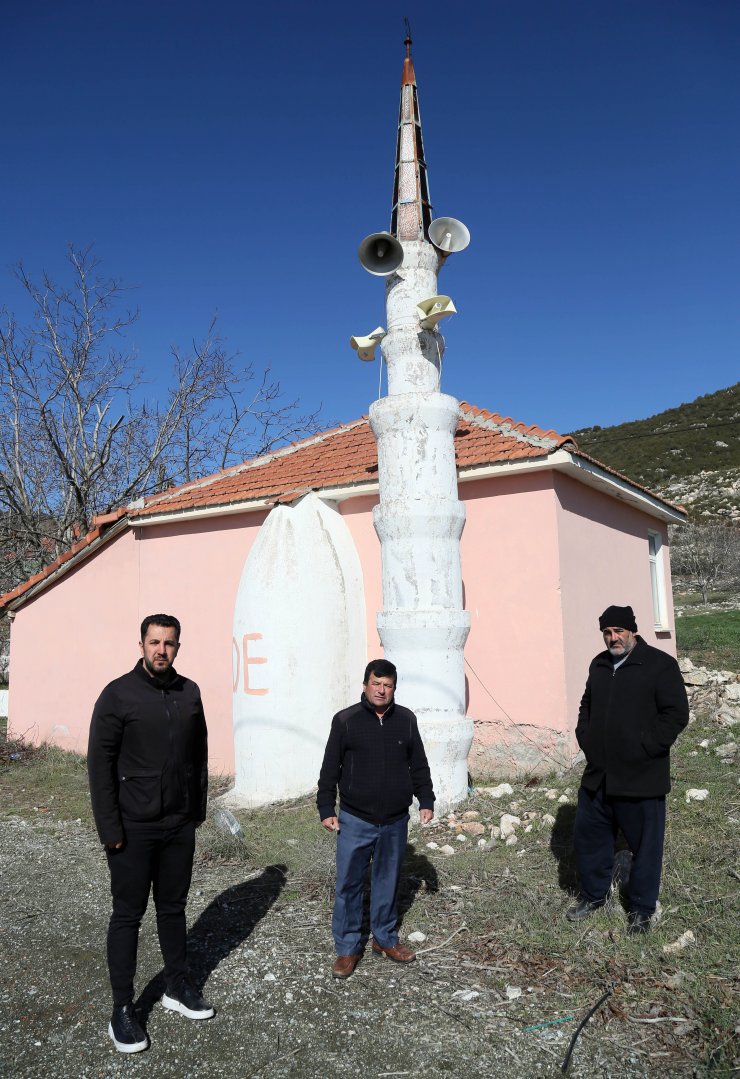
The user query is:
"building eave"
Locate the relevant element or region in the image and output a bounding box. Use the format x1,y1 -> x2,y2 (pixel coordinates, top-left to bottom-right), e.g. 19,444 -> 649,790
131,479 -> 382,528
458,449 -> 687,525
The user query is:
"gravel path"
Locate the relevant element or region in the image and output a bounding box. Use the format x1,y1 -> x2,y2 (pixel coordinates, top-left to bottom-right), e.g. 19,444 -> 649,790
0,816 -> 683,1078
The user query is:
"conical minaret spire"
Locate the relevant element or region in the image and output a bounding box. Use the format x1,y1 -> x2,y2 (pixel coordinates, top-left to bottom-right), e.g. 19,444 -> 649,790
390,32 -> 433,242
368,33 -> 473,813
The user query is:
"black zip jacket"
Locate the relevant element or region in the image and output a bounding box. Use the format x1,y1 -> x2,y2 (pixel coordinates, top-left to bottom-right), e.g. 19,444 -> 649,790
88,660 -> 208,845
316,694 -> 435,825
575,636 -> 688,797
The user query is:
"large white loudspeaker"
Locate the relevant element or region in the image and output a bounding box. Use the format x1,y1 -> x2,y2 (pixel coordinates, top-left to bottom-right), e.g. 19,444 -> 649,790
358,232 -> 404,276
417,295 -> 457,330
428,217 -> 471,255
350,326 -> 386,361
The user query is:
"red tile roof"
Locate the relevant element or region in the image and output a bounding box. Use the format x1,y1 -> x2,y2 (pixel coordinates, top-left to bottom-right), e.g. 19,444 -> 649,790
130,418 -> 379,518
0,403 -> 682,613
128,405 -> 570,520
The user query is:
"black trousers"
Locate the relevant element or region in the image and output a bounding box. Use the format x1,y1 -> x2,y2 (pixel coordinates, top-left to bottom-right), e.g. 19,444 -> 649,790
105,818 -> 195,1006
574,783 -> 666,915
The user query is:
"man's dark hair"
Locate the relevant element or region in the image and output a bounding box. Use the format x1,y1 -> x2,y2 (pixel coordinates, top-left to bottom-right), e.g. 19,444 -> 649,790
140,614 -> 181,642
363,659 -> 397,686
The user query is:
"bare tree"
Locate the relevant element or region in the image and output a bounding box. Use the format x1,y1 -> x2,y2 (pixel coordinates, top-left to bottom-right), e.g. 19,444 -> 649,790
0,247 -> 321,594
670,521 -> 740,603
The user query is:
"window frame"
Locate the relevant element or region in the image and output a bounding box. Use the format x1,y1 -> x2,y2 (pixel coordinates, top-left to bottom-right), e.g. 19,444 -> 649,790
648,529 -> 668,630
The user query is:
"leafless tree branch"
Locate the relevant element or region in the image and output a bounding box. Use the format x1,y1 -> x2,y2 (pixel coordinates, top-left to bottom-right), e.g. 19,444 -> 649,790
0,246 -> 322,599
670,521 -> 740,603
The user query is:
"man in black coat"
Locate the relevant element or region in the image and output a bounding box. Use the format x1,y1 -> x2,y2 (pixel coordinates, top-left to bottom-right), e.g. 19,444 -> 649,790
317,659 -> 435,979
568,604 -> 689,934
88,614 -> 212,1053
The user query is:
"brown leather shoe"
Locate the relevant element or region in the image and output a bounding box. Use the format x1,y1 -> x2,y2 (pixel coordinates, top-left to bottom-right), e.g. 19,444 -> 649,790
371,941 -> 416,963
332,954 -> 361,979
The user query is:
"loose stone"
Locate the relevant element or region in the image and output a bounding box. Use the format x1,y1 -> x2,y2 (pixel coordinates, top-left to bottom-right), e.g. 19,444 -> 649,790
685,788 -> 709,802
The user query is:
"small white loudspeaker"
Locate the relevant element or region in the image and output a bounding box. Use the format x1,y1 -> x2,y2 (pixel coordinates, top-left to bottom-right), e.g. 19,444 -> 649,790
428,217 -> 471,254
350,326 -> 386,361
358,232 -> 404,276
416,295 -> 457,330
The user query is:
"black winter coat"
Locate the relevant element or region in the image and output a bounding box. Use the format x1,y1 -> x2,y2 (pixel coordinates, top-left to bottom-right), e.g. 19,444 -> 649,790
88,660 -> 208,845
575,636 -> 688,797
316,695 -> 435,825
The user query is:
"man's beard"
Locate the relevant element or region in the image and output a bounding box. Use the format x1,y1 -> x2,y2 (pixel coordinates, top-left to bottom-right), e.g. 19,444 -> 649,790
143,656 -> 173,678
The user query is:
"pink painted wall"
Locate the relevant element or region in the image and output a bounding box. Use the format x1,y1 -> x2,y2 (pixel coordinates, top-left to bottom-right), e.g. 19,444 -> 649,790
134,512 -> 268,775
8,530 -> 141,752
8,473 -> 677,782
9,500 -> 383,778
458,470 -> 677,775
553,472 -> 676,728
460,472 -> 567,728
338,495 -> 382,658
9,512 -> 267,776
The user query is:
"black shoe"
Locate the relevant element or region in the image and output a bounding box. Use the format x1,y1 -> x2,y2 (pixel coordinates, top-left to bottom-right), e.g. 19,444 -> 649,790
162,982 -> 215,1020
627,911 -> 652,935
108,1004 -> 148,1053
566,898 -> 603,923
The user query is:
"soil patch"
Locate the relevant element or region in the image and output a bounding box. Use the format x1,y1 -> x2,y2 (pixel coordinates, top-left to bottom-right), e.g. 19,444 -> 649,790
0,815 -> 715,1078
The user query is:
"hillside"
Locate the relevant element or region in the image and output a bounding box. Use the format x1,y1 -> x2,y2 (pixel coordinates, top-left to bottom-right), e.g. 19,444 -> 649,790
568,383 -> 740,521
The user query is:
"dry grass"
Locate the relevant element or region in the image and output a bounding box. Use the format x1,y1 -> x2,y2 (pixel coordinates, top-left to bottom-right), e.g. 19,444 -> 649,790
1,702 -> 737,1075
192,708 -> 739,1076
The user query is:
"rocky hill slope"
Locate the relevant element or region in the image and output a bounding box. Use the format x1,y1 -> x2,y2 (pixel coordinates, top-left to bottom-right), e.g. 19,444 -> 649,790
569,382 -> 740,521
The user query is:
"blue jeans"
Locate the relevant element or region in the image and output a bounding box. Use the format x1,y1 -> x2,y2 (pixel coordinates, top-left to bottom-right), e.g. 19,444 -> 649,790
332,810 -> 409,956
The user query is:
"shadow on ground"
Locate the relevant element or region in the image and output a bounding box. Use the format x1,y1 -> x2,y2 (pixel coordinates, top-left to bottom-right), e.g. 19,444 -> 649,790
398,842 -> 438,921
550,803 -> 578,894
135,863 -> 287,1020
356,842 -> 438,946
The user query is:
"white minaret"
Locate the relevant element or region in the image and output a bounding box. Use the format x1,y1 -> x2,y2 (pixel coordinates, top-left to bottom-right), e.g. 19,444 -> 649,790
362,34 -> 472,812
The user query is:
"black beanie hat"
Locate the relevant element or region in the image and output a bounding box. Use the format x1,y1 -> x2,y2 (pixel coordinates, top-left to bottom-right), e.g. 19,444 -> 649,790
599,605 -> 637,632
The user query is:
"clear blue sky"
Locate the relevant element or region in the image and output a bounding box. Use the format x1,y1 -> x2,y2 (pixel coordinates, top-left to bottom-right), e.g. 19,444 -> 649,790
3,1 -> 739,440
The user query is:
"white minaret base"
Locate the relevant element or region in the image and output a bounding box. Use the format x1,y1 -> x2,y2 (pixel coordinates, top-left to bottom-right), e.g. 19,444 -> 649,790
378,612 -> 472,811
370,387 -> 472,814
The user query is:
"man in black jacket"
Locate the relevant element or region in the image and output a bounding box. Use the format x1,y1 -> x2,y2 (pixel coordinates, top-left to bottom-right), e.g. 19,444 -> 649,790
568,604 -> 689,934
317,659 -> 435,979
88,614 -> 212,1053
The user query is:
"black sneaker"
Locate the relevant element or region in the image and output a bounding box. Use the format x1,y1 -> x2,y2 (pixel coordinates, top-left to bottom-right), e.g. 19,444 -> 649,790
108,1004 -> 148,1053
162,983 -> 214,1020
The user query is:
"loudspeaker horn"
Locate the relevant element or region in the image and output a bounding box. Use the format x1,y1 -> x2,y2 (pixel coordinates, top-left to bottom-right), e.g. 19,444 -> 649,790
358,232 -> 404,276
428,217 -> 471,255
417,295 -> 457,330
350,326 -> 386,362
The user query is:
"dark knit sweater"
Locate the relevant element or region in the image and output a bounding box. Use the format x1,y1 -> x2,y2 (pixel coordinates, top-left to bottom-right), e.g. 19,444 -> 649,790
316,695 -> 435,825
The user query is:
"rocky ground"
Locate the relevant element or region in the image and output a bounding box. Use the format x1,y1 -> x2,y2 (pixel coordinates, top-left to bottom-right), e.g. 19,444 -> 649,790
0,813 -> 699,1079
658,467 -> 740,521
680,656 -> 740,734
2,656 -> 737,1079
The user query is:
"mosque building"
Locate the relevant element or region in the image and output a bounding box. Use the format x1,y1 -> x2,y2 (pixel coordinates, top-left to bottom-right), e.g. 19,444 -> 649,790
1,38 -> 685,809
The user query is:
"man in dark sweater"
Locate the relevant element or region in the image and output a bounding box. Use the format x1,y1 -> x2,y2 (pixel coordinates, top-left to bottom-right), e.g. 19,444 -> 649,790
317,659 -> 435,978
88,614 -> 211,1053
568,604 -> 689,934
